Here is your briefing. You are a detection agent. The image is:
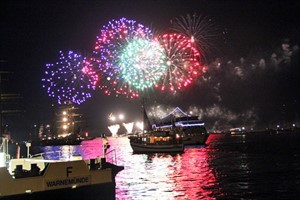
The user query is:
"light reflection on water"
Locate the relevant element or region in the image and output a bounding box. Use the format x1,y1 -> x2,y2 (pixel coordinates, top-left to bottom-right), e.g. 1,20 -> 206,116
32,135 -> 226,199
33,133 -> 300,199
39,145 -> 81,160
107,137 -> 220,200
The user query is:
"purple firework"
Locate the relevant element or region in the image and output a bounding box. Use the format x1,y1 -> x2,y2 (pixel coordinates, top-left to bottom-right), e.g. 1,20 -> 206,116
42,50 -> 97,105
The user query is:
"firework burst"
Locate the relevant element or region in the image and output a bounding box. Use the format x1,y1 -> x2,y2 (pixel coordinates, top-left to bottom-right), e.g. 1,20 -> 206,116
91,17 -> 153,98
42,50 -> 97,105
154,33 -> 204,93
170,13 -> 218,62
118,37 -> 167,92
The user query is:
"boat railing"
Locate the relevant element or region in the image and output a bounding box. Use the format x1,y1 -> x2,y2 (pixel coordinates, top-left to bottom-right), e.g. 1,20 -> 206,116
105,148 -> 117,165
30,150 -> 78,161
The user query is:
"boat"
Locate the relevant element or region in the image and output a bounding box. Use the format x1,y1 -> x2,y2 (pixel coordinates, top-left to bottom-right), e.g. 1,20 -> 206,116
153,107 -> 209,145
128,130 -> 184,153
173,116 -> 209,145
229,127 -> 245,135
29,104 -> 92,147
128,104 -> 184,154
0,136 -> 124,200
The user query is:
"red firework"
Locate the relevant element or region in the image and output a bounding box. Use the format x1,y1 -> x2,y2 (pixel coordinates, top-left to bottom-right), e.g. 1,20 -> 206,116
154,33 -> 205,93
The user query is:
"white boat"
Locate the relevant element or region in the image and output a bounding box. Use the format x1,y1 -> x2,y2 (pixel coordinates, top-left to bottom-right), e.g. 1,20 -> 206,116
128,130 -> 184,154
175,116 -> 209,145
154,115 -> 209,145
0,137 -> 124,200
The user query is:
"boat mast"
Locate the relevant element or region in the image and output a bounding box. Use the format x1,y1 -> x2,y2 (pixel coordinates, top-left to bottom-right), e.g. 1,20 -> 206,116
141,98 -> 152,133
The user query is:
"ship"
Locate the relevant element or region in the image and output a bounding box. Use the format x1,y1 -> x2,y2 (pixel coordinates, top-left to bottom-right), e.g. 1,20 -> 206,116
128,130 -> 184,154
152,107 -> 209,145
30,104 -> 92,146
0,137 -> 124,200
128,103 -> 184,154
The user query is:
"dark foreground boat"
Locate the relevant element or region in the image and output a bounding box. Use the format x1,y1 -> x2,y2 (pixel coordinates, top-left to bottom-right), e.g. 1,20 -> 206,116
0,137 -> 124,200
128,130 -> 184,154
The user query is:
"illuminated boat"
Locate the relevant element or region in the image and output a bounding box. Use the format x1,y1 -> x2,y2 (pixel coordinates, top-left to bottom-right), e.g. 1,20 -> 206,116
128,104 -> 184,154
173,116 -> 209,145
0,137 -> 124,200
229,127 -> 245,135
128,130 -> 184,154
153,108 -> 209,145
29,104 -> 93,147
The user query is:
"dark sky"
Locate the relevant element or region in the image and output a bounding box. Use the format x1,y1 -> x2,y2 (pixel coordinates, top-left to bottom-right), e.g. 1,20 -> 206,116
1,0 -> 300,139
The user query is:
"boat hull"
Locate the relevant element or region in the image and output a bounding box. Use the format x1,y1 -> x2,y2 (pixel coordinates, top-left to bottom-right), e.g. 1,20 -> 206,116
130,142 -> 184,153
182,133 -> 209,145
0,159 -> 124,200
0,182 -> 117,200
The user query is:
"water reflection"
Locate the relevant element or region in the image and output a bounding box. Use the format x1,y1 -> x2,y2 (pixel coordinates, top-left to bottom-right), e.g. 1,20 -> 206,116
206,134 -> 252,198
37,145 -> 81,160
30,133 -> 300,199
176,147 -> 220,199
108,137 -> 220,200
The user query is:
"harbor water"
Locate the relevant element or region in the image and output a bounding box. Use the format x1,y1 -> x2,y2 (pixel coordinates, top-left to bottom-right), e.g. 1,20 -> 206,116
33,132 -> 300,199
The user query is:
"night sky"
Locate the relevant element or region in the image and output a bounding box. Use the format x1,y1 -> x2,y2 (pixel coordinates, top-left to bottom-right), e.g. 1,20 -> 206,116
1,0 -> 300,140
